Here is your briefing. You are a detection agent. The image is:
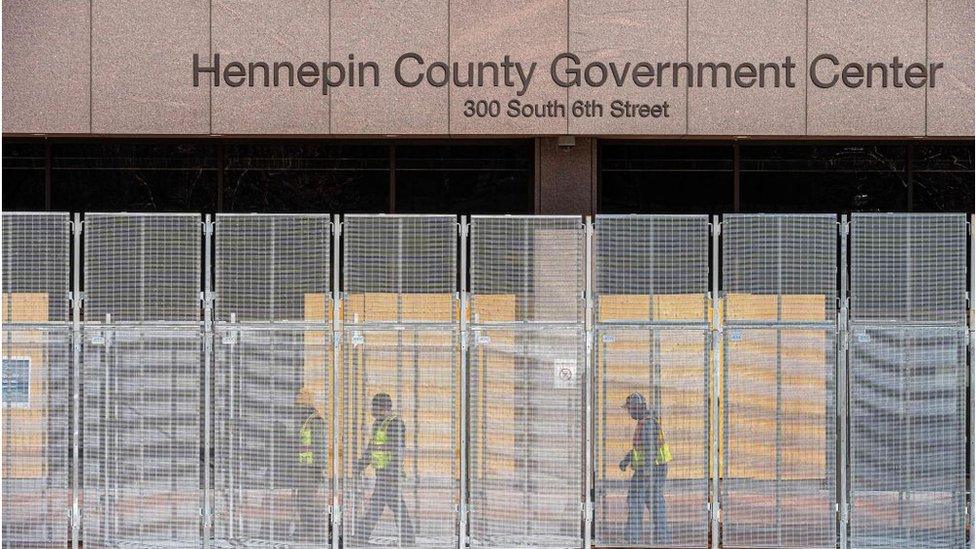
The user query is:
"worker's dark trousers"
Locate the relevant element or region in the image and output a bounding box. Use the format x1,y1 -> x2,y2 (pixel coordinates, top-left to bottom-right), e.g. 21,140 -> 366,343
626,464 -> 669,544
359,471 -> 415,545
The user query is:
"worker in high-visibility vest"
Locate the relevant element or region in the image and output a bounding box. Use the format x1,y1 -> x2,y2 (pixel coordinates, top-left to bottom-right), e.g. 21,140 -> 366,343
354,393 -> 415,545
619,392 -> 671,544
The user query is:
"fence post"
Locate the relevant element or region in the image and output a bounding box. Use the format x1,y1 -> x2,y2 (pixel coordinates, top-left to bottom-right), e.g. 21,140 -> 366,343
969,214 -> 975,549
583,216 -> 594,549
332,215 -> 343,549
838,215 -> 850,549
203,215 -> 214,549
459,216 -> 469,549
710,215 -> 721,549
71,213 -> 83,549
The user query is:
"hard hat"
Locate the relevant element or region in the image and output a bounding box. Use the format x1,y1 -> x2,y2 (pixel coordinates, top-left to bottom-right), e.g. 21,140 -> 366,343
372,393 -> 393,409
623,392 -> 647,409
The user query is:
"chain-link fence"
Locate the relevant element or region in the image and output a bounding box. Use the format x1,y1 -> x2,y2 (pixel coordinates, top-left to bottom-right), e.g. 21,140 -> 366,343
2,212 -> 72,548
849,213 -> 969,549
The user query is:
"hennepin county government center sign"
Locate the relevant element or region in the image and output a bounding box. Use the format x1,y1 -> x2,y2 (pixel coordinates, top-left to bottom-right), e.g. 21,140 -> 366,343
193,52 -> 946,119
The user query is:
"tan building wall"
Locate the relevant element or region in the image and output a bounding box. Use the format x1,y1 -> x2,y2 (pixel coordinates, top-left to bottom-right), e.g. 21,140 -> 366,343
3,0 -> 973,137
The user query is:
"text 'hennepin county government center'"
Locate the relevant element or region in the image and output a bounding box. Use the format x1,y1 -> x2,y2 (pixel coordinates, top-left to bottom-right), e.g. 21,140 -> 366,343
1,1 -> 974,549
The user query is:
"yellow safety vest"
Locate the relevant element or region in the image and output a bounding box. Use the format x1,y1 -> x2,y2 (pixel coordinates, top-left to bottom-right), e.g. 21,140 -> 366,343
299,415 -> 316,465
370,416 -> 397,470
631,419 -> 672,468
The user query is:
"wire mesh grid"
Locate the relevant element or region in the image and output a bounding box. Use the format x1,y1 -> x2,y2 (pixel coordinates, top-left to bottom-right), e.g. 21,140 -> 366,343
719,214 -> 839,548
467,327 -> 584,549
213,327 -> 331,547
84,213 -> 202,324
343,215 -> 457,324
215,215 -> 331,324
2,328 -> 72,547
721,327 -> 837,548
469,216 -> 584,324
81,328 -> 203,547
2,212 -> 72,547
592,327 -> 708,548
594,215 -> 709,324
340,328 -> 459,549
848,326 -> 967,549
850,214 -> 968,324
212,214 -> 333,547
723,214 -> 837,324
2,212 -> 71,323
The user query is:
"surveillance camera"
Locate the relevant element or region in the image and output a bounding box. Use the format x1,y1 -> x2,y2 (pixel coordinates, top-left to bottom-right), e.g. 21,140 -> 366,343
557,136 -> 576,150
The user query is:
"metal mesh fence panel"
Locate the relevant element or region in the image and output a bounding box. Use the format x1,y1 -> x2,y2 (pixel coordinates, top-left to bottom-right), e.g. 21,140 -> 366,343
3,212 -> 71,323
848,213 -> 969,549
2,212 -> 72,548
468,328 -> 585,549
340,214 -> 459,548
215,214 -> 331,323
84,213 -> 202,323
720,214 -> 838,548
850,214 -> 968,324
849,326 -> 967,549
470,216 -> 584,324
594,215 -> 709,324
343,215 -> 457,324
82,213 -> 203,547
467,215 -> 585,548
341,328 -> 458,549
721,328 -> 837,547
213,214 -> 333,547
723,214 -> 837,324
2,328 -> 72,548
592,327 -> 708,547
591,214 -> 709,548
213,327 -> 331,547
82,328 -> 203,547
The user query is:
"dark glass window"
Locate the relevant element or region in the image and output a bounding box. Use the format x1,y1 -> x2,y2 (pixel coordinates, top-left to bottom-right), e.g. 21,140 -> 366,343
599,142 -> 734,213
394,141 -> 533,214
223,141 -> 389,213
2,141 -> 47,211
51,141 -> 218,212
739,143 -> 910,213
911,142 -> 974,213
